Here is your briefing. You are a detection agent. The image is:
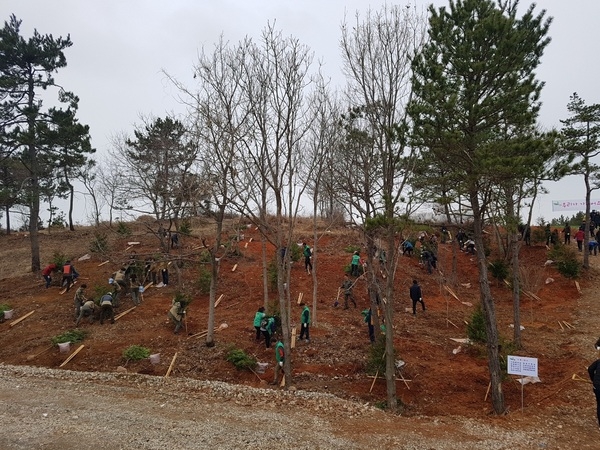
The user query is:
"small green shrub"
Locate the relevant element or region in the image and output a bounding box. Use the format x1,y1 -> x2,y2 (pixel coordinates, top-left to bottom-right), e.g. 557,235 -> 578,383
488,259 -> 509,282
198,250 -> 211,263
288,242 -> 302,262
93,284 -> 112,303
197,267 -> 212,294
52,250 -> 67,269
467,304 -> 487,344
122,345 -> 151,361
173,292 -> 192,308
531,227 -> 546,245
548,245 -> 581,279
344,245 -> 361,254
51,329 -> 86,346
0,303 -> 11,314
116,221 -> 131,236
226,347 -> 257,371
179,219 -> 192,235
365,335 -> 390,375
90,231 -> 109,254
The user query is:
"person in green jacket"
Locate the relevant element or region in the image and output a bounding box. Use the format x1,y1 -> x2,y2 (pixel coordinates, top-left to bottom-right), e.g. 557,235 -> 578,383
303,242 -> 313,274
261,316 -> 276,348
350,251 -> 360,276
299,303 -> 310,343
273,340 -> 285,384
253,306 -> 266,341
362,308 -> 375,343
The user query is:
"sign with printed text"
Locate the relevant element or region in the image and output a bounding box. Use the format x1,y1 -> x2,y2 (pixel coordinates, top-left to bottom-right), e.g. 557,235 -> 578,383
552,199 -> 600,211
507,355 -> 538,377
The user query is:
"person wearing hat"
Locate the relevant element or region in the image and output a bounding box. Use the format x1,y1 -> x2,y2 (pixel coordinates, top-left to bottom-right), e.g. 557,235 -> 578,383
587,338 -> 600,429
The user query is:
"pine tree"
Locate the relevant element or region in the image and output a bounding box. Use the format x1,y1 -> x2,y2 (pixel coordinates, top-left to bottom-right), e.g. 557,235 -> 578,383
558,93 -> 600,269
409,0 -> 552,414
0,15 -> 73,271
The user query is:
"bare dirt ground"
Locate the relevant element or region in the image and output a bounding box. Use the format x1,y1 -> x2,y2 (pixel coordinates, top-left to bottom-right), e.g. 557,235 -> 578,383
1,218 -> 599,448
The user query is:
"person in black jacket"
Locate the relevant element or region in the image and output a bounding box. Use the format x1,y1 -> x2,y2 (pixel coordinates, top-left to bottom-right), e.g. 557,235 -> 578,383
588,338 -> 600,428
409,279 -> 425,316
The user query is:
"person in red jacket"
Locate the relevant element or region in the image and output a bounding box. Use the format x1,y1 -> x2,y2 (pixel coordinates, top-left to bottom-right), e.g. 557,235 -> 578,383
41,263 -> 57,288
575,228 -> 585,252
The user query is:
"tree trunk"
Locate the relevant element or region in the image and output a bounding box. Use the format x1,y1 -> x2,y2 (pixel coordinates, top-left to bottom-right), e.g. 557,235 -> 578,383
5,205 -> 10,235
584,175 -> 591,269
383,227 -> 398,411
205,254 -> 218,347
68,179 -> 75,231
471,192 -> 505,414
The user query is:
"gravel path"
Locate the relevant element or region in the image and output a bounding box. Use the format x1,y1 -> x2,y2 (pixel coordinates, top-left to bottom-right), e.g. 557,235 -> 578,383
0,363 -> 597,450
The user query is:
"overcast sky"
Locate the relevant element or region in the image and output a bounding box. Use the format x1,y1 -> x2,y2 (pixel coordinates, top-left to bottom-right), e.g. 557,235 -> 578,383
2,0 -> 599,225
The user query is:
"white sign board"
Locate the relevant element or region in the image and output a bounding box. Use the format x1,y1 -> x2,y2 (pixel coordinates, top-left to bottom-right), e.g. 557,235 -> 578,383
552,199 -> 600,211
507,355 -> 538,377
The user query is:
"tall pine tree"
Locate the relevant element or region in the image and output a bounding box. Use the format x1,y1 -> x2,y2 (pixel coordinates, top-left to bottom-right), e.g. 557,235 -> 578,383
409,0 -> 551,414
0,15 -> 73,271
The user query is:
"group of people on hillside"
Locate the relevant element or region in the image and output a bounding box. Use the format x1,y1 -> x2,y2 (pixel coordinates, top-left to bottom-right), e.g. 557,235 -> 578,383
42,261 -> 79,291
71,284 -> 123,326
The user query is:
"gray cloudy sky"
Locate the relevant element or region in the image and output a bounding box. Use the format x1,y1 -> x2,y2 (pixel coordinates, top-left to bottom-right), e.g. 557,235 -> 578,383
2,0 -> 599,224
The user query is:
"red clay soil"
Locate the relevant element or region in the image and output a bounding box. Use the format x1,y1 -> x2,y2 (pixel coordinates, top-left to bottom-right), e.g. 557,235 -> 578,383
0,220 -> 591,418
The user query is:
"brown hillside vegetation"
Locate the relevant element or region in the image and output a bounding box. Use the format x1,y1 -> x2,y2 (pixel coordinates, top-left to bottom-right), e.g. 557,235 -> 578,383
1,218 -> 599,445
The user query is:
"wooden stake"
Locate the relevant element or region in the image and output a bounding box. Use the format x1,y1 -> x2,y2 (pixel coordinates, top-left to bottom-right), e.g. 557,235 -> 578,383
249,368 -> 263,383
297,292 -> 303,305
558,321 -> 564,331
114,306 -> 136,321
60,281 -> 77,294
244,242 -> 249,248
215,294 -> 224,307
165,352 -> 178,378
280,374 -> 285,387
572,373 -> 592,384
484,382 -> 491,401
443,285 -> 461,303
563,321 -> 575,330
231,264 -> 238,272
291,327 -> 296,349
575,281 -> 581,294
97,260 -> 110,267
125,245 -> 133,252
144,282 -> 153,291
59,344 -> 85,368
27,345 -> 53,361
189,330 -> 208,339
399,373 -> 411,390
9,310 -> 35,327
446,318 -> 459,329
369,370 -> 379,393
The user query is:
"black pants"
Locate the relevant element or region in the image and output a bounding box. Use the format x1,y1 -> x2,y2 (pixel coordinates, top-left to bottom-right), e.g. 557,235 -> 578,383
344,293 -> 356,309
100,304 -> 114,324
412,298 -> 426,314
299,323 -> 310,340
62,276 -> 73,291
594,386 -> 600,426
255,326 -> 261,341
262,329 -> 271,348
577,240 -> 583,251
305,256 -> 312,272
